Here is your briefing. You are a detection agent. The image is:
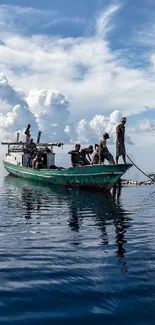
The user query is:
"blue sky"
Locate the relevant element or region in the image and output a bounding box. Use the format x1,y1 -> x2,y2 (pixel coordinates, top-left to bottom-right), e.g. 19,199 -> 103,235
2,0 -> 154,40
0,0 -> 154,145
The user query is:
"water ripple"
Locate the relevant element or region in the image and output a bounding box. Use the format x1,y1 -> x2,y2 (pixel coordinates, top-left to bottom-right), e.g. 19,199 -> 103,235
0,175 -> 155,324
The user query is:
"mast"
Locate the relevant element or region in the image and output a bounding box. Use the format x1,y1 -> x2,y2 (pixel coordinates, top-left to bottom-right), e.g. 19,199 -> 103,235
37,131 -> 41,144
17,132 -> 19,142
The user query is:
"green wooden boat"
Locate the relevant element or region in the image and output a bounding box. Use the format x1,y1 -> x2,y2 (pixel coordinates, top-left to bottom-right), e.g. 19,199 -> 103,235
1,140 -> 132,191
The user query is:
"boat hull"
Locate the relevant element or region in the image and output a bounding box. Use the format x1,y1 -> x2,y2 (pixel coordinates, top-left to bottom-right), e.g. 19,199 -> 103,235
3,161 -> 132,191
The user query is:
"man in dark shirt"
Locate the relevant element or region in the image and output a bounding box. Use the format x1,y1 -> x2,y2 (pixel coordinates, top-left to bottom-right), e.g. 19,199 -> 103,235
80,145 -> 93,165
27,138 -> 37,154
68,144 -> 82,167
116,117 -> 126,164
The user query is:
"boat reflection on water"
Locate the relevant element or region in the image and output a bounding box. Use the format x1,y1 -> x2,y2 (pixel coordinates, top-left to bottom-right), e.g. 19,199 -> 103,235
3,175 -> 133,272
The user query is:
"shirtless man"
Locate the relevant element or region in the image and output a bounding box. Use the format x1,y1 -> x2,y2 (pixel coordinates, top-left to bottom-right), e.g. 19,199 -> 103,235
80,145 -> 93,165
91,144 -> 99,165
99,133 -> 115,164
24,124 -> 31,145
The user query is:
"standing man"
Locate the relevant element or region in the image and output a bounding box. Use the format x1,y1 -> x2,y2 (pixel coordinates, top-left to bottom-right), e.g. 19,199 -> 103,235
116,117 -> 126,164
24,124 -> 31,145
99,133 -> 115,164
27,138 -> 37,154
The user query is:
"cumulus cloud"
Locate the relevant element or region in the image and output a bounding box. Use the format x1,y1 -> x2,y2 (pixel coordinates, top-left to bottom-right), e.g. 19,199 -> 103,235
129,119 -> 155,133
0,76 -> 75,142
64,125 -> 71,134
0,75 -> 152,146
76,110 -> 134,144
0,75 -> 38,140
0,75 -> 128,144
26,88 -> 76,142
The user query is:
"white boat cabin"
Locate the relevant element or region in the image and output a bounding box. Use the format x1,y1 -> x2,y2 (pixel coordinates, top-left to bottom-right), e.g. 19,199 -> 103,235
2,141 -> 63,169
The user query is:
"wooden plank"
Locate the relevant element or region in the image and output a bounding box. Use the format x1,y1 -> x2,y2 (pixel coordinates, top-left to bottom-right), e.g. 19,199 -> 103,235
1,142 -> 63,146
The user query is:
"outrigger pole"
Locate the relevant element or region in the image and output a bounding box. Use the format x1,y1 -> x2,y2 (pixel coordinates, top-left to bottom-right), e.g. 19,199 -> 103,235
1,141 -> 63,147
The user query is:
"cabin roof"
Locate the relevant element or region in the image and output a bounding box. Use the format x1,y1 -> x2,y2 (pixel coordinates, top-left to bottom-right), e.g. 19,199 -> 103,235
1,141 -> 63,147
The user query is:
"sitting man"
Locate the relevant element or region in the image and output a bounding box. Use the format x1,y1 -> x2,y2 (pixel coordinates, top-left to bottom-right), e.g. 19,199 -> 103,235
80,145 -> 93,165
91,144 -> 99,165
68,144 -> 82,167
99,133 -> 115,164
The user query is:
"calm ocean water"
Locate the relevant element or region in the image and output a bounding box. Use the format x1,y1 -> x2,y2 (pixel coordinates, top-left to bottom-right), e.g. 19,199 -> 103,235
0,152 -> 155,324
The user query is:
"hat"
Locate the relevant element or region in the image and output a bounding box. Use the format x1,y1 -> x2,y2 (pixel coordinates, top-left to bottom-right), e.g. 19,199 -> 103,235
103,132 -> 110,139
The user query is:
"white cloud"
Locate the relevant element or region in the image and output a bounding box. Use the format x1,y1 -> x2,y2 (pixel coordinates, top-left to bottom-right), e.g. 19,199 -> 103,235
0,76 -> 37,140
0,76 -> 76,142
0,4 -> 154,147
26,88 -> 73,142
64,125 -> 70,134
77,110 -> 134,144
129,119 -> 155,133
96,4 -> 120,38
0,75 -> 154,147
0,75 -> 26,107
77,119 -> 92,143
0,4 -> 153,123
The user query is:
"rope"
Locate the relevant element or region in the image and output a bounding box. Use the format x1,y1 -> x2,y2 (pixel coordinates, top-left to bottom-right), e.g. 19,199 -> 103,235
119,142 -> 155,183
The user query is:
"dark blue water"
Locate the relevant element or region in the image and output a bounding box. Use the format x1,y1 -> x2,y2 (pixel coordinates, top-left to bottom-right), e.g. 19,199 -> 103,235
0,171 -> 155,324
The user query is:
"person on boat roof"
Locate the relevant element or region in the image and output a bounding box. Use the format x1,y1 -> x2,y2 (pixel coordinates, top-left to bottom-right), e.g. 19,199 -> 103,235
68,144 -> 83,167
99,133 -> 115,164
27,138 -> 37,154
80,145 -> 93,165
116,117 -> 126,164
91,144 -> 99,165
24,124 -> 31,145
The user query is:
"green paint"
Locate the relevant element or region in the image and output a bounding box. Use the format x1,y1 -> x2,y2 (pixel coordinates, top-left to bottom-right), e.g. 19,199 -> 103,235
3,161 -> 132,191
